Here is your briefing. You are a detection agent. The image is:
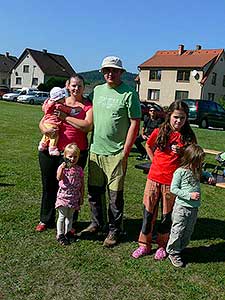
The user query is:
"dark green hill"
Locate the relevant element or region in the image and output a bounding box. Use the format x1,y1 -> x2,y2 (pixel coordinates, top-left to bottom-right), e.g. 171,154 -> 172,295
80,70 -> 138,94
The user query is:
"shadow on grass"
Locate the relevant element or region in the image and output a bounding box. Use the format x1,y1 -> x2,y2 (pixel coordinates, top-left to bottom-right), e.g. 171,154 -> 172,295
76,219 -> 143,242
183,242 -> 225,264
0,175 -> 15,187
76,217 -> 225,246
0,182 -> 15,187
192,218 -> 225,240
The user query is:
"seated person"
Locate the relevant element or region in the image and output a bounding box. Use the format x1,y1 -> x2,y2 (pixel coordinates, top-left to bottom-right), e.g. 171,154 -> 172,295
135,106 -> 163,160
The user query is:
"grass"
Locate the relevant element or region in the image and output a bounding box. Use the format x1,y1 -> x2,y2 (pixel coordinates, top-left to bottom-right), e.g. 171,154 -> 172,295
0,101 -> 225,300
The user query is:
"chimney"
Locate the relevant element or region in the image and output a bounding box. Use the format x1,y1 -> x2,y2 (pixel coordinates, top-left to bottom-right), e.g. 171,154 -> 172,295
5,51 -> 9,57
178,44 -> 184,55
196,45 -> 202,50
42,49 -> 47,53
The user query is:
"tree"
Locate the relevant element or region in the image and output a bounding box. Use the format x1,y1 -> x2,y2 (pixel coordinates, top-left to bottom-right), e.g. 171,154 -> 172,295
38,77 -> 67,92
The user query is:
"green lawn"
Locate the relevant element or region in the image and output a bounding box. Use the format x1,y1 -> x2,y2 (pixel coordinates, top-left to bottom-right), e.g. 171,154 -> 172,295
0,101 -> 225,300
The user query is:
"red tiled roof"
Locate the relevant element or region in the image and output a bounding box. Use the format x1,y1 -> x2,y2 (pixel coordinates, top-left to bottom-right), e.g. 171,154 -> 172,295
139,49 -> 224,68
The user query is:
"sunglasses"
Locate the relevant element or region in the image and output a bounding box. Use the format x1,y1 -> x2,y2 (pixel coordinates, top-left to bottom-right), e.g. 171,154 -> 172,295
102,68 -> 121,74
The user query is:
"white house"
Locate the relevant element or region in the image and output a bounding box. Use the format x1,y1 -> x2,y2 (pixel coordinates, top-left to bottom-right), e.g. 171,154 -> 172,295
10,48 -> 76,90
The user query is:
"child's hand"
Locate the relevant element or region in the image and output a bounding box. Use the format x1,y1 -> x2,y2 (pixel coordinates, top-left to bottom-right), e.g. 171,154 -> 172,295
208,177 -> 216,185
56,110 -> 67,120
191,192 -> 200,200
171,143 -> 180,154
60,162 -> 66,169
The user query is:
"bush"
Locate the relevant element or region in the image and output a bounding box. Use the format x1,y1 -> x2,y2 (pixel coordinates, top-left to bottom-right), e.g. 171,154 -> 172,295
216,96 -> 225,109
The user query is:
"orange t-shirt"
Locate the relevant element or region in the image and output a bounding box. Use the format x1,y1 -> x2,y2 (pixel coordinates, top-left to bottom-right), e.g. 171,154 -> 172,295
146,128 -> 185,185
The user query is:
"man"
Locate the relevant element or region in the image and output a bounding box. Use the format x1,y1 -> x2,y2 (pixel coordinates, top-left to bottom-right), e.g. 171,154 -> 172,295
85,56 -> 141,247
135,106 -> 163,160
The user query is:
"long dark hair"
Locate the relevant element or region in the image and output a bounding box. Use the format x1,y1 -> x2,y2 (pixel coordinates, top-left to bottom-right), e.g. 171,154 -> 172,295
156,101 -> 197,151
180,144 -> 205,180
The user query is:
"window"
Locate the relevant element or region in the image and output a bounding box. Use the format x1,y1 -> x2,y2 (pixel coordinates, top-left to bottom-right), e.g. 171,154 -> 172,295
223,75 -> 225,87
23,65 -> 29,73
177,70 -> 190,82
175,90 -> 189,100
32,78 -> 38,86
1,79 -> 6,85
208,102 -> 217,112
149,70 -> 161,81
16,77 -> 22,85
217,103 -> 225,113
208,93 -> 215,100
147,89 -> 160,100
211,72 -> 217,85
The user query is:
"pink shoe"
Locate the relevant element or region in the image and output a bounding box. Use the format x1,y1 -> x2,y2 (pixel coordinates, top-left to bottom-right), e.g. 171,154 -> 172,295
49,147 -> 60,156
154,247 -> 167,260
132,246 -> 151,259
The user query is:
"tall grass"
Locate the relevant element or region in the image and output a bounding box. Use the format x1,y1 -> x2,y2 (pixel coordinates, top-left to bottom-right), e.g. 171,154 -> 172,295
0,101 -> 225,300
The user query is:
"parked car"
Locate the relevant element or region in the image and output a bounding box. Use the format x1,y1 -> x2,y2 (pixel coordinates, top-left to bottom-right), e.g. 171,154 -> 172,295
2,89 -> 23,101
2,88 -> 38,102
182,99 -> 225,129
17,91 -> 49,105
0,85 -> 10,99
140,101 -> 166,120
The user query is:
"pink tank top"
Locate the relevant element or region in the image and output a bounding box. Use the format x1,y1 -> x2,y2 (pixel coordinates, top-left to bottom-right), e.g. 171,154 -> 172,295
57,100 -> 92,151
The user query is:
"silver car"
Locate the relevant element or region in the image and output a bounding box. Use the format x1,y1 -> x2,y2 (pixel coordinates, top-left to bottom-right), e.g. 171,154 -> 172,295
17,91 -> 49,104
2,90 -> 23,101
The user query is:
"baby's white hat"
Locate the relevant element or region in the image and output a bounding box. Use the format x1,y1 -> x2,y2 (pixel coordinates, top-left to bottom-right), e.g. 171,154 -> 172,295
50,87 -> 65,101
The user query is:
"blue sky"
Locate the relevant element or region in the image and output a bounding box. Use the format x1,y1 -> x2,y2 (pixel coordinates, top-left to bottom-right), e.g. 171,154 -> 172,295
1,0 -> 225,73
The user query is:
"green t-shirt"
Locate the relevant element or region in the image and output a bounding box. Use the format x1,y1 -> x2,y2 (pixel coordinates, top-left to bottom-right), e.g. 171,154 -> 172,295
171,168 -> 201,208
90,82 -> 141,155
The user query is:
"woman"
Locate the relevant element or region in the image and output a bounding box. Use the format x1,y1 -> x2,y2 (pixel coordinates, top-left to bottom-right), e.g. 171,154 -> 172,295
36,74 -> 93,232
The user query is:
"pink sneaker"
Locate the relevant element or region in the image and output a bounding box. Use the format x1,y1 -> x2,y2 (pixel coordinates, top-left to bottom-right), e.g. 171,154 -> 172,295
154,247 -> 167,260
132,246 -> 151,259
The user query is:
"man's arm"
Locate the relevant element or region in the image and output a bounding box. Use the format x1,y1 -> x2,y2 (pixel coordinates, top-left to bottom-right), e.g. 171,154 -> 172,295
123,118 -> 140,159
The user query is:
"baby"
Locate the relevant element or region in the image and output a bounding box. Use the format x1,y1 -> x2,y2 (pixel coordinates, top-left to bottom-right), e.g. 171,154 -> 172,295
38,87 -> 74,156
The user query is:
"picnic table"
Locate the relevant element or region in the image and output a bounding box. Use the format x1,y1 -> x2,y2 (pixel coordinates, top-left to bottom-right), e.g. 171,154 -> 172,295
135,149 -> 225,188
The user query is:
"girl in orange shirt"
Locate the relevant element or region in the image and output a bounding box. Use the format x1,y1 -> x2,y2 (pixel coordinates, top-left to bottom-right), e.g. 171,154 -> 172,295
132,101 -> 197,260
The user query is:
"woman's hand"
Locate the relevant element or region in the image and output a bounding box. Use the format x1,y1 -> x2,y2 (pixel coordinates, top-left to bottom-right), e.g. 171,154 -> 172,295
44,127 -> 58,137
39,119 -> 58,137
